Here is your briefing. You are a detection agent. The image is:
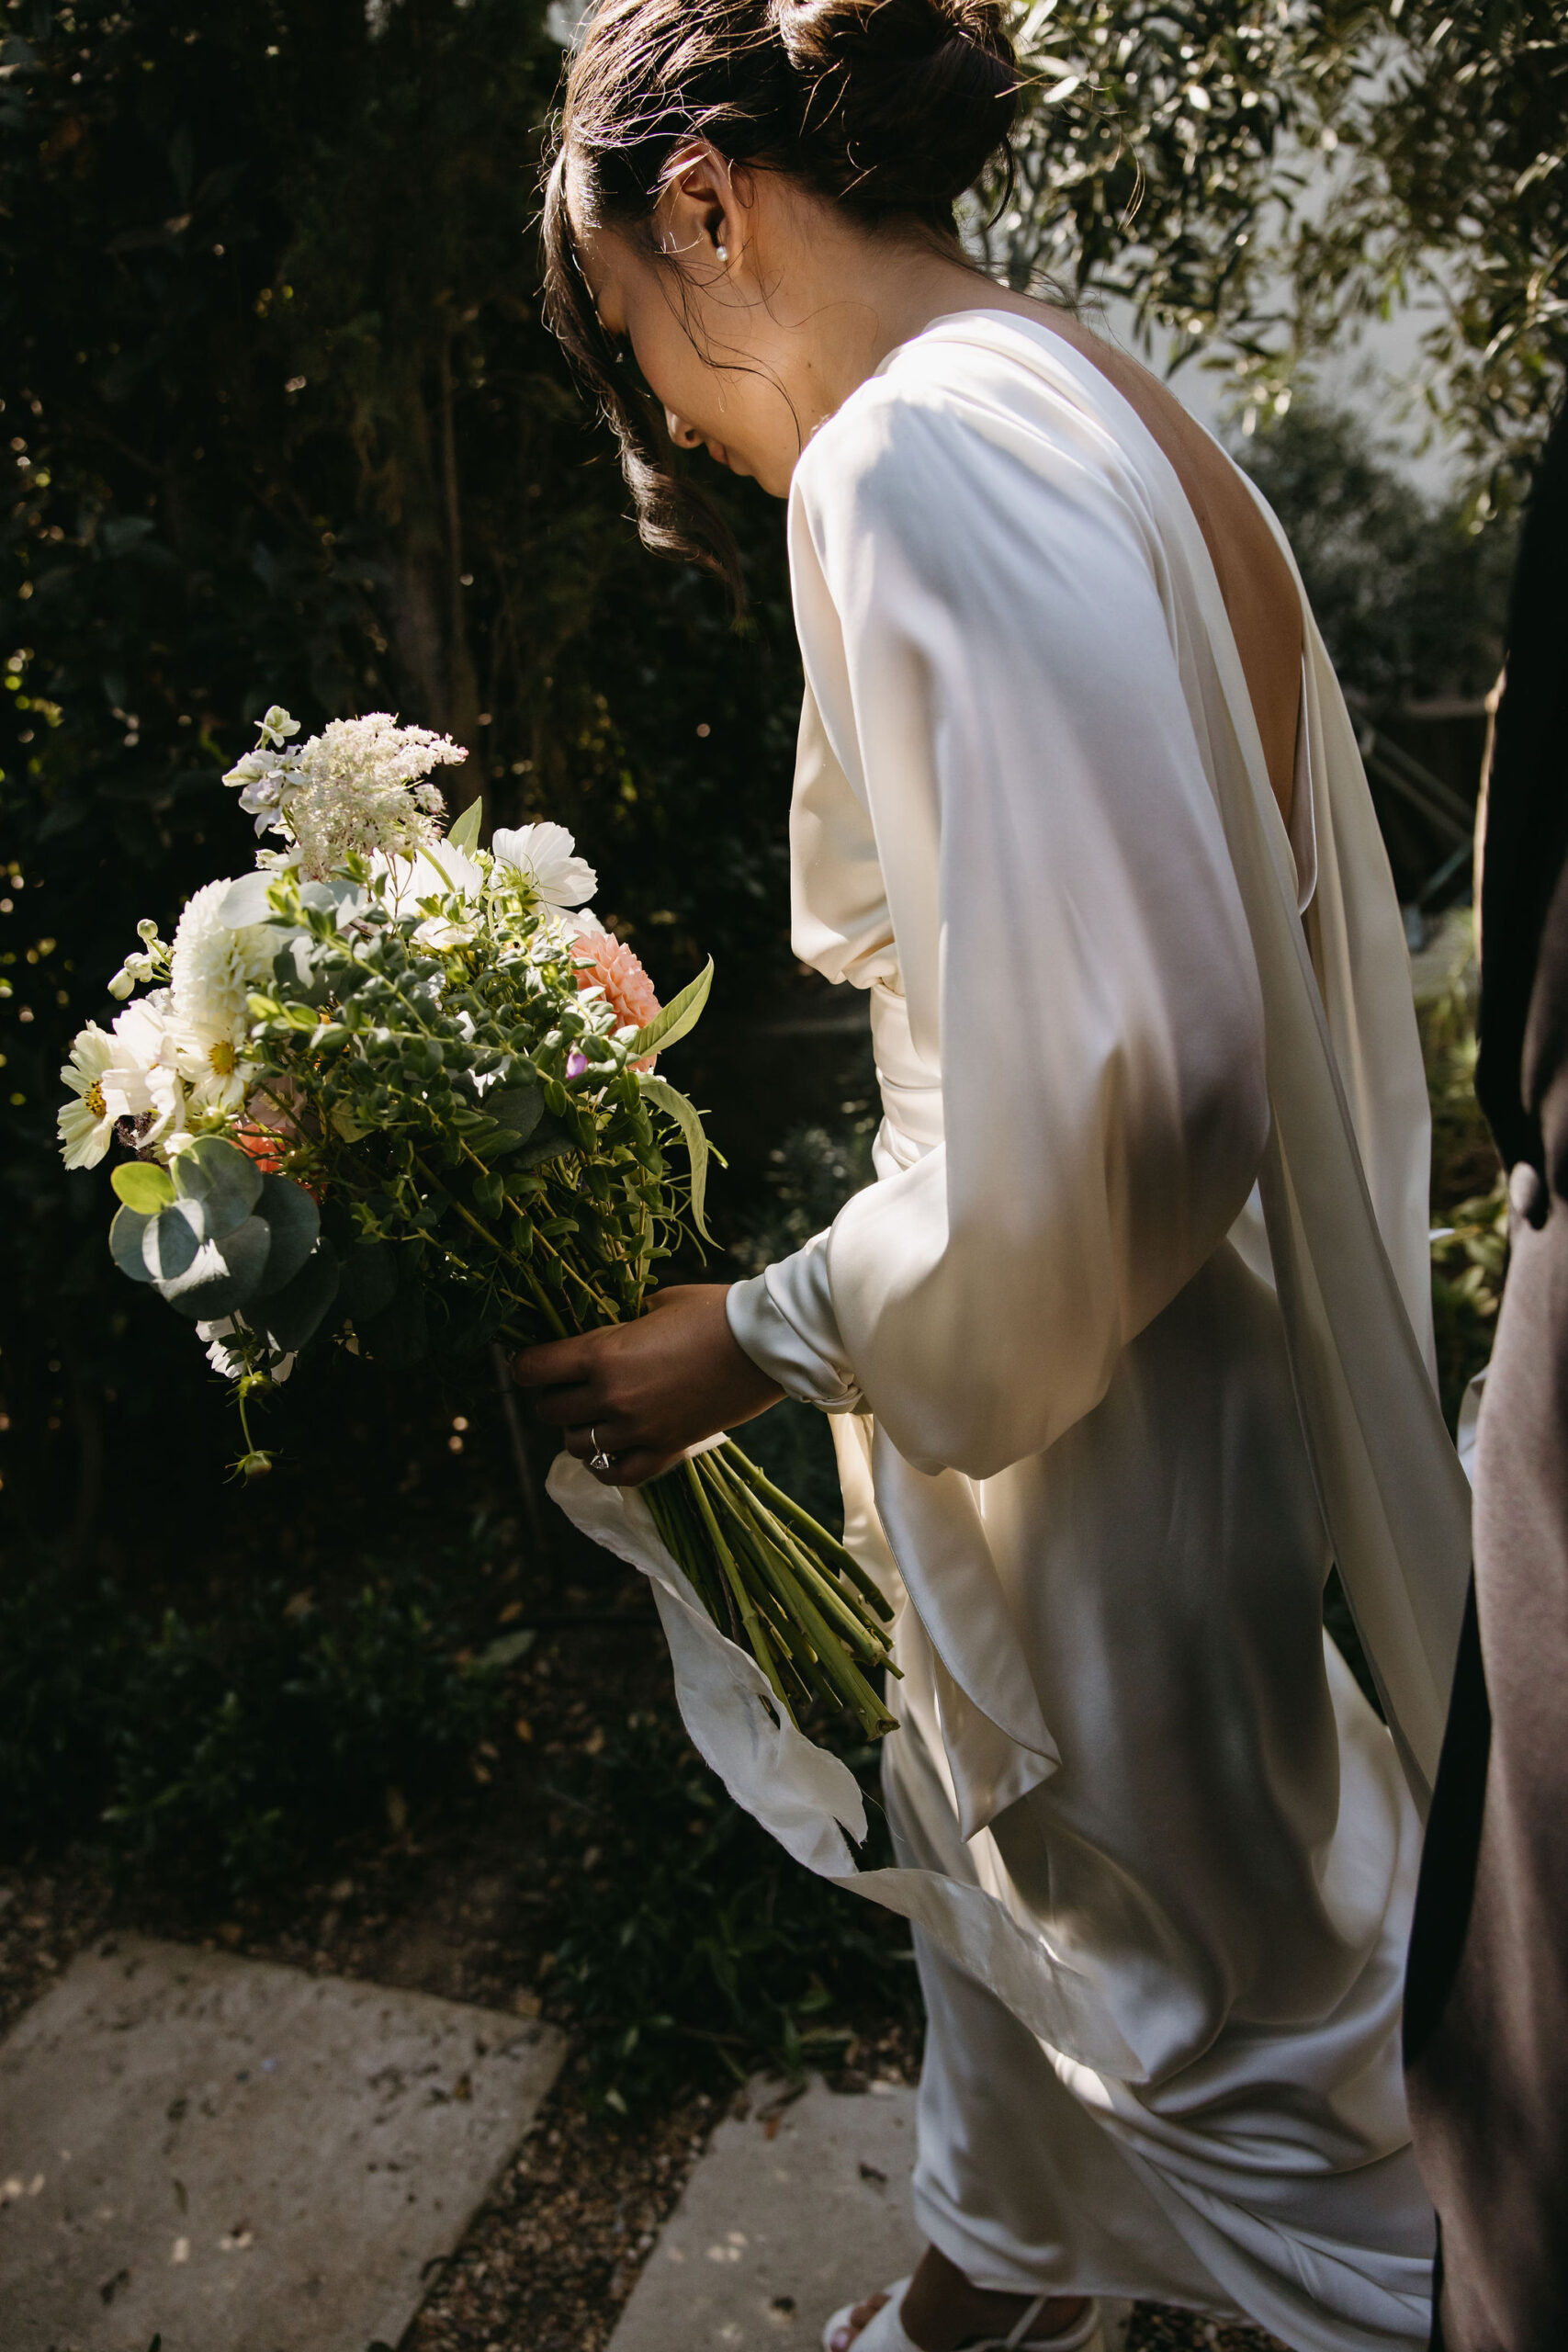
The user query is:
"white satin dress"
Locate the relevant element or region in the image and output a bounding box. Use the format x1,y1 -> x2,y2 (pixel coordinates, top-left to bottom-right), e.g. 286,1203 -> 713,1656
721,313 -> 1472,2352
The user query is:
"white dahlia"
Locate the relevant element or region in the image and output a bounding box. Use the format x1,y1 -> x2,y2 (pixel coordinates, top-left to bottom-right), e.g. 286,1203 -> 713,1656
170,878 -> 276,1044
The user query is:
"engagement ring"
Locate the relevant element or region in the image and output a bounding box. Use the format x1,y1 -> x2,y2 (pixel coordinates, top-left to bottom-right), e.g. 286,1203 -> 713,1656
588,1425 -> 614,1473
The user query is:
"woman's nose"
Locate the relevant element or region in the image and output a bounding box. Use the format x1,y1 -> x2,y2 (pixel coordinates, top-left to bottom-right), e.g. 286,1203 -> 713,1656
664,407 -> 704,451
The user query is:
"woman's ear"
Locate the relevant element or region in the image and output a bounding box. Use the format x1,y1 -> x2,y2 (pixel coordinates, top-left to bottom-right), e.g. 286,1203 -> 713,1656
657,140 -> 744,270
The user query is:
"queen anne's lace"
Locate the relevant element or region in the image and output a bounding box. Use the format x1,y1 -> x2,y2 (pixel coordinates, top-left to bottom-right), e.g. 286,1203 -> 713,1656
224,706 -> 468,880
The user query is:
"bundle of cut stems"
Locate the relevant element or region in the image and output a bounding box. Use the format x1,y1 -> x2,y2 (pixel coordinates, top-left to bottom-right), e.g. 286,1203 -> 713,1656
643,1440 -> 900,1737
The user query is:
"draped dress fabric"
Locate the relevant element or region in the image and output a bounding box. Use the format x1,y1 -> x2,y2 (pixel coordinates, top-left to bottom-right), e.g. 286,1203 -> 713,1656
715,313 -> 1472,2351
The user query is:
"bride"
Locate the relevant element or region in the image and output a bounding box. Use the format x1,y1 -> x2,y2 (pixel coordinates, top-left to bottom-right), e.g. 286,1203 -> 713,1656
516,3 -> 1472,2346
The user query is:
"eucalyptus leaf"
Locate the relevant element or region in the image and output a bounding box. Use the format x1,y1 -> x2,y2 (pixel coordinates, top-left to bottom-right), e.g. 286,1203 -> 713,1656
639,1075 -> 714,1241
108,1203 -> 155,1284
111,1160 -> 175,1215
447,796 -> 484,857
156,1214 -> 273,1318
250,1175 -> 321,1298
626,956 -> 713,1061
251,1240 -> 341,1353
142,1204 -> 201,1283
171,1135 -> 264,1241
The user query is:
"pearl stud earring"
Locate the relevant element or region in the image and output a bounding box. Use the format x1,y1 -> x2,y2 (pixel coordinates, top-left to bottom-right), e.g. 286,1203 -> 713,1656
715,242 -> 728,262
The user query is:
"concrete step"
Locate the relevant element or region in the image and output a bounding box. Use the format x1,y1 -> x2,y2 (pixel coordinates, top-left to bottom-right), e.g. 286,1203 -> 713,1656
0,1933 -> 566,2352
609,2073 -> 921,2352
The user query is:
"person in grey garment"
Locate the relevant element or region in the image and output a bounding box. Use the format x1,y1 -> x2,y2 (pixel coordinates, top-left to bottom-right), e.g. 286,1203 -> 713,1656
1403,395 -> 1568,2350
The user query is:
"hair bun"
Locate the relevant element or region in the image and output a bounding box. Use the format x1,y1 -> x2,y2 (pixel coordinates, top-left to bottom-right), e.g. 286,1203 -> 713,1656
771,0 -> 1018,210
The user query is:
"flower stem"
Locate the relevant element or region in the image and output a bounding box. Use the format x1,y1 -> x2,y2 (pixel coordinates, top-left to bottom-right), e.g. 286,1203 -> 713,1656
718,1442 -> 896,1622
682,1457 -> 793,1720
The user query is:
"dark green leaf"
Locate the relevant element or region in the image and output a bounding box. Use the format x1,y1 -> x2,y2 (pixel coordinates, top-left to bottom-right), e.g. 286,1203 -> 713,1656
337,1240 -> 398,1323
354,1274 -> 430,1368
108,1204 -> 156,1285
513,1115 -> 573,1170
251,1242 -> 341,1354
170,1136 -> 265,1241
250,1176 -> 321,1299
486,1083 -> 544,1141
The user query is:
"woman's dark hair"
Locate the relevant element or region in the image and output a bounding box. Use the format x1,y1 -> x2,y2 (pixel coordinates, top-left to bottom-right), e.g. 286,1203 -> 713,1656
542,0 -> 1020,594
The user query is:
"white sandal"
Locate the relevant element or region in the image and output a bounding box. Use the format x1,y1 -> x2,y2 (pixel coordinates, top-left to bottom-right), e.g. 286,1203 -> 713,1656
820,2278 -> 1121,2352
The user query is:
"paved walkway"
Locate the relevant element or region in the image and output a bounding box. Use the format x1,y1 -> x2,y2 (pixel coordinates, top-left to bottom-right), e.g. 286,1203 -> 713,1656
0,1934 -> 565,2352
609,2073 -> 923,2352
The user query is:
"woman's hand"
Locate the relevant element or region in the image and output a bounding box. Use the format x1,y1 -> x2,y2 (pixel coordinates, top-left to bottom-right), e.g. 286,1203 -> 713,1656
512,1283 -> 784,1486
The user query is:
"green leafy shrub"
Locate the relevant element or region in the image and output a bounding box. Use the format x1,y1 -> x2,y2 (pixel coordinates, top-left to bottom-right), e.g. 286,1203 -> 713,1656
0,1552 -> 504,1891
541,1709 -> 917,2112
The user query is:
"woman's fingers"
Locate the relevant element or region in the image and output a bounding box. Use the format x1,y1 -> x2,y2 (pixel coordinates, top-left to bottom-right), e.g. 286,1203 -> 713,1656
528,1379 -> 602,1430
511,1333 -> 604,1392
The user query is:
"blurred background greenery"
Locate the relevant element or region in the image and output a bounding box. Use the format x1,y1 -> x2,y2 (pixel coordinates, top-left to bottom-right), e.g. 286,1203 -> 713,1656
1,0 -> 1561,2103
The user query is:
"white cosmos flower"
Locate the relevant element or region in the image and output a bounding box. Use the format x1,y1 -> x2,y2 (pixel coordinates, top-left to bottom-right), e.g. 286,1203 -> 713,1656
107,991 -> 188,1146
377,840 -> 484,905
491,821 -> 597,909
174,1022 -> 251,1116
57,1025 -> 120,1169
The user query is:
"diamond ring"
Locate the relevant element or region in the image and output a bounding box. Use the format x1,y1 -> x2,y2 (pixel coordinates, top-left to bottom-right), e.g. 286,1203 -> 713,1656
587,1425 -> 614,1473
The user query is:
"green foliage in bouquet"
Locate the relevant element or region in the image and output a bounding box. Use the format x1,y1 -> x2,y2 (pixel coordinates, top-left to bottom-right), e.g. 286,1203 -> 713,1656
107,854 -> 716,1472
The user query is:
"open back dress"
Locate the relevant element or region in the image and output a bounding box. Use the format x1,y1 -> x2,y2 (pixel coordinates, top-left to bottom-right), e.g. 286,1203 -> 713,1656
561,310 -> 1473,2352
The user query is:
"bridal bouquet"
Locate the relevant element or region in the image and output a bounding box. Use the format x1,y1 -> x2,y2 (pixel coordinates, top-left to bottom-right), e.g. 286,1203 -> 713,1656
57,707 -> 897,1738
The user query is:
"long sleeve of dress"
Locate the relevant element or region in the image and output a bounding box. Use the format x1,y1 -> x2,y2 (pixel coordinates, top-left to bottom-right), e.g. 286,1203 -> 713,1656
729,365 -> 1272,1481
